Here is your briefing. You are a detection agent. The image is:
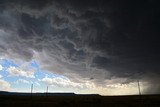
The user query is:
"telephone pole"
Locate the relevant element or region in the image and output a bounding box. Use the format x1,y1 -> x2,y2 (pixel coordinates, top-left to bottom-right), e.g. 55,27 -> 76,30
31,84 -> 33,96
46,86 -> 49,97
46,86 -> 48,93
137,80 -> 141,95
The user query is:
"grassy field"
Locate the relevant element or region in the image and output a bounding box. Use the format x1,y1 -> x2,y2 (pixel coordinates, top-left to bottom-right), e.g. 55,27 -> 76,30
0,94 -> 160,107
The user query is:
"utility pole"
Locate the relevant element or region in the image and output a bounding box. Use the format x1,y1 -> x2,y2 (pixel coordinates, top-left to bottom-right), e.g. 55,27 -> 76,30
31,84 -> 33,96
30,84 -> 34,106
46,86 -> 48,93
137,80 -> 141,95
46,86 -> 49,97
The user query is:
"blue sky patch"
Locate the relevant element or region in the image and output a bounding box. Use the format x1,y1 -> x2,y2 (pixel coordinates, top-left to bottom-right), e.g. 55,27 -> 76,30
0,58 -> 70,92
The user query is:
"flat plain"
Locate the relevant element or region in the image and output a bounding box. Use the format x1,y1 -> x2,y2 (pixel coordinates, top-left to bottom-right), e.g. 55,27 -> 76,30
0,93 -> 160,107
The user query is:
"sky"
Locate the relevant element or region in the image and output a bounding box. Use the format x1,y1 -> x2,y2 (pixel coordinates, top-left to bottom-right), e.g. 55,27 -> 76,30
0,0 -> 160,95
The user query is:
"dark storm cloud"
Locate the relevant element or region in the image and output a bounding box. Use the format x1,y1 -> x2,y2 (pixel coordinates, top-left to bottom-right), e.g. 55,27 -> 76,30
0,0 -> 160,93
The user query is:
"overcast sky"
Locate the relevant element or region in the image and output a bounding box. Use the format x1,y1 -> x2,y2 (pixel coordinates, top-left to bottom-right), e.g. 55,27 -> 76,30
0,0 -> 160,95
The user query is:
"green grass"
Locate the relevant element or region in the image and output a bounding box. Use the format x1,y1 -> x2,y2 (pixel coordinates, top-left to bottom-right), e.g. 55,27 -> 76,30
0,95 -> 160,107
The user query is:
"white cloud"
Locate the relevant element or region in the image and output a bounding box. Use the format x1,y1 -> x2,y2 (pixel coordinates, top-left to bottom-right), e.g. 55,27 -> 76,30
41,76 -> 95,89
0,65 -> 3,71
15,79 -> 30,84
0,74 -> 2,78
15,79 -> 40,86
0,79 -> 11,91
34,82 -> 40,86
7,66 -> 35,78
42,76 -> 82,88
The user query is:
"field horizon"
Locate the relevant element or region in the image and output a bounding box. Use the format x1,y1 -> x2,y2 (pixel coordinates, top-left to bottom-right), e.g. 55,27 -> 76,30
0,91 -> 160,107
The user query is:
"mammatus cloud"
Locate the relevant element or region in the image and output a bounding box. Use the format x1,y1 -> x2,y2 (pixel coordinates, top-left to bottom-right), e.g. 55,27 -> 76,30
0,0 -> 160,94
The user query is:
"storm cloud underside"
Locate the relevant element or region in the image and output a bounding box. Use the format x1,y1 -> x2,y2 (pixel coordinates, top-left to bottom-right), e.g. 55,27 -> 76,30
0,0 -> 160,94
